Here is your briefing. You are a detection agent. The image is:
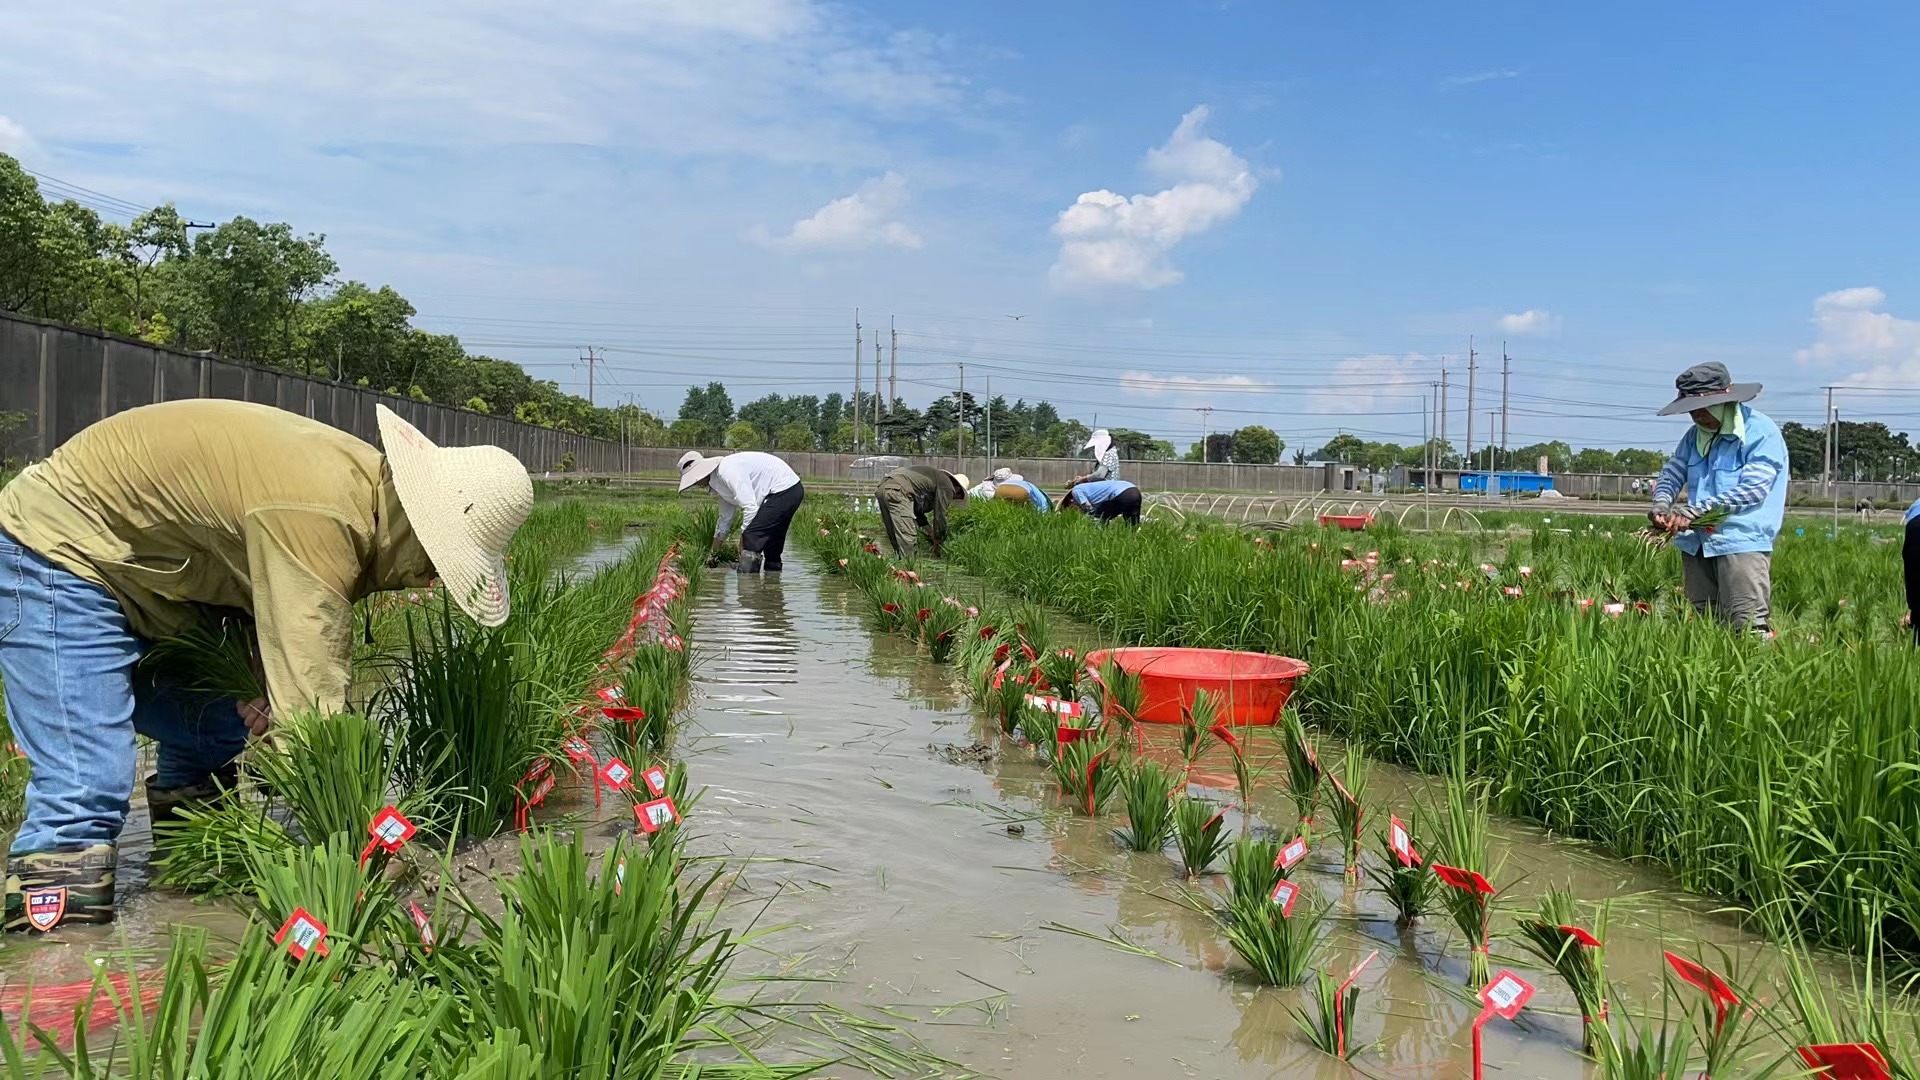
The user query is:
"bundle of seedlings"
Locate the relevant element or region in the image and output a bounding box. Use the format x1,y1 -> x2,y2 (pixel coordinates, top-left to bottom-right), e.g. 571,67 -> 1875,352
864,578 -> 920,636
1325,741 -> 1370,880
1176,690 -> 1218,780
1034,646 -> 1083,701
142,615 -> 266,702
1223,884 -> 1326,987
1431,766 -> 1500,987
1634,505 -> 1731,549
1224,834 -> 1282,909
1172,796 -> 1231,877
1364,809 -> 1435,929
1768,913 -> 1919,1080
1089,655 -> 1146,750
1053,738 -> 1120,816
1291,953 -> 1378,1061
1281,711 -> 1323,839
1209,717 -> 1258,813
1114,759 -> 1180,853
607,643 -> 689,760
918,600 -> 970,662
1015,702 -> 1057,756
1514,887 -> 1610,1051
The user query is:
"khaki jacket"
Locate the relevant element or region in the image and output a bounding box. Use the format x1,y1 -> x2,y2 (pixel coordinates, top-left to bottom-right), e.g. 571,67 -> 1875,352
0,400 -> 433,717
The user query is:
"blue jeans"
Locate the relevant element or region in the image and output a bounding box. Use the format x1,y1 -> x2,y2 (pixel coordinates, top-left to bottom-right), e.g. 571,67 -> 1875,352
0,532 -> 249,854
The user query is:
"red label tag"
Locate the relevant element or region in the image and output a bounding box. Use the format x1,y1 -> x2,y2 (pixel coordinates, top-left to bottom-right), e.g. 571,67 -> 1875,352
563,737 -> 594,764
23,887 -> 66,932
1558,925 -> 1601,948
367,806 -> 417,853
601,706 -> 646,725
635,796 -> 682,833
407,902 -> 435,949
641,765 -> 669,797
1055,725 -> 1091,746
1432,862 -> 1495,895
1268,878 -> 1300,916
1796,1044 -> 1893,1080
597,685 -> 624,704
1664,951 -> 1740,1014
1023,693 -> 1081,717
613,858 -> 626,896
1275,836 -> 1308,871
1388,815 -> 1418,867
600,757 -> 634,791
274,908 -> 330,960
1479,970 -> 1535,1020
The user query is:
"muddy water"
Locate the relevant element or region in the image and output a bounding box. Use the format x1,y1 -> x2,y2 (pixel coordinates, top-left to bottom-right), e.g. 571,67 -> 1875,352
683,560 -> 1863,1079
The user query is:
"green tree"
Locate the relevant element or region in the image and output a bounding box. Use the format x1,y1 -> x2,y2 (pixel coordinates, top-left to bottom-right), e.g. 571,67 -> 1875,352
775,422 -> 816,451
1228,425 -> 1282,464
1615,448 -> 1667,474
723,420 -> 763,449
1311,434 -> 1366,462
679,382 -> 735,436
669,418 -> 708,446
1569,447 -> 1620,473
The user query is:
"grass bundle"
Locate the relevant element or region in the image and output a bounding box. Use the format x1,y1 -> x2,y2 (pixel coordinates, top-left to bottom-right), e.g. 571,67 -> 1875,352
1589,998 -> 1699,1080
154,801 -> 297,893
1177,690 -> 1218,778
1225,834 -> 1282,909
1281,711 -> 1323,838
1092,655 -> 1145,748
1514,888 -> 1609,1051
1223,888 -> 1326,987
1172,796 -> 1230,877
1035,647 -> 1083,700
1016,704 -> 1056,755
1291,965 -> 1369,1060
1365,810 -> 1435,929
142,617 -> 266,703
1635,505 -> 1732,549
864,579 -> 919,635
611,645 -> 688,758
1115,759 -> 1179,852
1433,768 -> 1498,987
246,711 -> 439,845
1053,738 -> 1119,816
920,601 -> 969,662
1326,741 -> 1370,879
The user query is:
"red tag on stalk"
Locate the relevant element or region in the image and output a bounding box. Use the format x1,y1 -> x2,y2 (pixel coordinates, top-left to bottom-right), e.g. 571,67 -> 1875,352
1335,951 -> 1379,1058
1268,878 -> 1300,916
358,806 -> 416,867
601,706 -> 646,725
635,796 -> 682,833
1558,925 -> 1602,948
1275,836 -> 1309,872
1055,725 -> 1091,746
1471,970 -> 1536,1080
599,757 -> 634,791
274,908 -> 330,961
641,764 -> 669,798
514,758 -> 557,831
1431,863 -> 1495,895
597,685 -> 624,704
1664,951 -> 1739,1034
1796,1044 -> 1893,1080
407,902 -> 435,950
1207,722 -> 1243,758
1388,815 -> 1419,867
563,736 -> 594,764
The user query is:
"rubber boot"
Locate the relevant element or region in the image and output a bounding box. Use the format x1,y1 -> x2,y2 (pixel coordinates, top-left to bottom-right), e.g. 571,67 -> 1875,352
735,550 -> 765,575
146,763 -> 241,829
4,844 -> 116,931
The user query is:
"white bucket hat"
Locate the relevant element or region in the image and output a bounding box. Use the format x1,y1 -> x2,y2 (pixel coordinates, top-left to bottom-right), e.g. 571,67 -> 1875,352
1085,429 -> 1112,457
375,405 -> 532,627
990,467 -> 1013,483
678,451 -> 722,490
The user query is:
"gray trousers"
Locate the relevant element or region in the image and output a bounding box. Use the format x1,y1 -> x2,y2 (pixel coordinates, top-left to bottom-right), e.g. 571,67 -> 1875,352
1680,551 -> 1771,631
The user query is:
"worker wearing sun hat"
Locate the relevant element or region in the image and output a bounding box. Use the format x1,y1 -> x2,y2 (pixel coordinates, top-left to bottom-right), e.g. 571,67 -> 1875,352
1074,429 -> 1121,485
0,399 -> 532,930
677,450 -> 806,573
874,464 -> 968,557
1649,362 -> 1788,632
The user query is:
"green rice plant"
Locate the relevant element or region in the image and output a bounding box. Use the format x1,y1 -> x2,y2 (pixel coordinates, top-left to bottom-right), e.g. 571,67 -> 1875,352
1035,646 -> 1082,699
1223,888 -> 1326,987
1364,809 -> 1435,929
141,616 -> 265,703
1225,833 -> 1282,909
611,645 -> 687,758
1281,711 -> 1322,838
154,801 -> 297,893
1326,740 -> 1370,878
1016,703 -> 1055,755
919,602 -> 969,662
1172,796 -> 1230,877
1514,888 -> 1610,1051
1053,739 -> 1119,816
1589,996 -> 1698,1080
1764,909 -> 1918,1080
863,579 -> 918,636
1177,690 -> 1216,778
247,711 -> 441,844
244,832 -> 405,951
1433,763 -> 1497,987
1114,759 -> 1179,852
1290,965 -> 1368,1060
1092,656 -> 1145,749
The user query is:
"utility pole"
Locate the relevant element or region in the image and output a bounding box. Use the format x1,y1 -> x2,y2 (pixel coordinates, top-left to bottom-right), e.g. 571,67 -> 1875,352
1822,386 -> 1835,491
956,364 -> 966,470
852,309 -> 862,451
889,318 -> 897,414
1195,406 -> 1214,462
874,338 -> 883,447
1464,336 -> 1477,469
985,374 -> 993,470
581,347 -> 602,405
1500,344 -> 1510,461
1439,359 -> 1449,474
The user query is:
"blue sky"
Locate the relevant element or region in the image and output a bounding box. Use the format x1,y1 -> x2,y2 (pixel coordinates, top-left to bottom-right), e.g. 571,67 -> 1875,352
4,0 -> 1919,456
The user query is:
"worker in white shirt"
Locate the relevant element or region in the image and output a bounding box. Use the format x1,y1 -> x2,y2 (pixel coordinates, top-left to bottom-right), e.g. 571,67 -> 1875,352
967,467 -> 1022,501
677,451 -> 806,573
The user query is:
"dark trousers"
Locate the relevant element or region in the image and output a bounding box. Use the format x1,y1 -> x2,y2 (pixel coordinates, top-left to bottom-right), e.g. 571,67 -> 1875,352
742,482 -> 804,571
1906,517 -> 1920,645
1093,488 -> 1142,526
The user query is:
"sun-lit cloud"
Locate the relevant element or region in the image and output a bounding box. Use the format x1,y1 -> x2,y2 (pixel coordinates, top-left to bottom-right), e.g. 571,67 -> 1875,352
0,114 -> 31,156
1442,70 -> 1519,89
1306,353 -> 1434,414
1117,370 -> 1258,396
1049,106 -> 1259,290
1794,286 -> 1920,386
749,172 -> 921,252
1498,308 -> 1562,337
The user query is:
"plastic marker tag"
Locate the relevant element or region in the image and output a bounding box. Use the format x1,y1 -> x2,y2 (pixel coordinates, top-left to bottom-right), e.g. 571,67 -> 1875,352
407,902 -> 435,950
599,758 -> 634,791
601,706 -> 646,725
1023,693 -> 1081,717
1055,724 -> 1091,746
1275,836 -> 1309,872
1335,951 -> 1380,1056
563,737 -> 594,764
275,908 -> 330,960
614,858 -> 626,896
641,765 -> 669,798
1796,1043 -> 1893,1080
1664,951 -> 1740,1025
1432,863 -> 1495,895
1268,878 -> 1300,916
597,685 -> 625,704
1480,970 -> 1535,1020
1559,925 -> 1602,948
359,805 -> 416,866
635,797 -> 682,834
1388,815 -> 1418,867
1602,602 -> 1626,616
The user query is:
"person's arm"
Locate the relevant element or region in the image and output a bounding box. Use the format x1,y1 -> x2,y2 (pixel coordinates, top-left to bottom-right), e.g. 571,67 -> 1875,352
711,473 -> 741,542
1086,448 -> 1118,482
1680,425 -> 1786,520
1650,434 -> 1690,526
245,509 -> 364,722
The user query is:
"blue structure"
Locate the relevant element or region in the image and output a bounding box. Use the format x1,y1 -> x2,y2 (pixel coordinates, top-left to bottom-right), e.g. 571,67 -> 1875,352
1459,471 -> 1555,494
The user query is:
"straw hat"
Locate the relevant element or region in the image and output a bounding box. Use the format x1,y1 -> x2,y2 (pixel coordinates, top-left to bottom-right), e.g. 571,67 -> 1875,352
951,473 -> 971,496
678,451 -> 723,490
375,405 -> 532,627
1085,429 -> 1112,457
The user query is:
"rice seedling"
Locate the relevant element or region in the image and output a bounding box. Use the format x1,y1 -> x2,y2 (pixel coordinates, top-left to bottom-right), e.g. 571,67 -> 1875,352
919,601 -> 969,662
1222,886 -> 1326,987
1281,711 -> 1323,839
1634,505 -> 1732,549
1172,796 -> 1231,877
1290,953 -> 1378,1061
1432,764 -> 1498,987
1365,809 -> 1435,929
1035,646 -> 1083,700
1589,996 -> 1699,1080
1514,888 -> 1610,1050
141,616 -> 265,702
1015,703 -> 1056,755
1326,740 -> 1370,879
1114,758 -> 1179,852
245,711 -> 442,845
1090,655 -> 1145,749
1177,690 -> 1216,778
1224,833 -> 1282,909
1052,738 -> 1119,816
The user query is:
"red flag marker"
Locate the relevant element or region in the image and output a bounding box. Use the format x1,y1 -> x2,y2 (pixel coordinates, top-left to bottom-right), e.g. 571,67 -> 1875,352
274,908 -> 330,961
358,806 -> 416,866
597,685 -> 624,704
1275,835 -> 1309,872
1664,951 -> 1740,1035
1335,951 -> 1379,1058
635,796 -> 682,834
641,764 -> 669,798
1268,877 -> 1300,917
407,902 -> 435,950
599,757 -> 634,792
1431,863 -> 1495,895
1387,815 -> 1419,867
1559,925 -> 1602,948
601,706 -> 646,725
1472,970 -> 1536,1080
1796,1044 -> 1892,1080
1055,724 -> 1091,746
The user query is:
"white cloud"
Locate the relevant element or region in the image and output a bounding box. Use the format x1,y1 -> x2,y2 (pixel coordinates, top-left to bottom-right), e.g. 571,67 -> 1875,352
1118,371 -> 1257,395
1049,106 -> 1259,291
1442,70 -> 1519,89
1307,353 -> 1433,414
750,171 -> 921,252
1498,308 -> 1562,336
0,114 -> 31,155
1794,286 -> 1920,385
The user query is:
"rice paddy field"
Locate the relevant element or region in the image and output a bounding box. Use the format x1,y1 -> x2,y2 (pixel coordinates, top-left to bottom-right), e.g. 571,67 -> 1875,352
1,485 -> 1916,1078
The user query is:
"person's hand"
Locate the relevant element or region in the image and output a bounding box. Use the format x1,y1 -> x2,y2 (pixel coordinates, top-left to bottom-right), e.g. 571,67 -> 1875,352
1901,612 -> 1912,630
1648,509 -> 1672,531
239,697 -> 272,737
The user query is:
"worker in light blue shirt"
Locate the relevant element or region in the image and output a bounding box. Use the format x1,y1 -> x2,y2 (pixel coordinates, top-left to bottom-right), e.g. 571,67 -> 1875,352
1649,362 -> 1788,633
1062,479 -> 1142,525
1905,496 -> 1919,644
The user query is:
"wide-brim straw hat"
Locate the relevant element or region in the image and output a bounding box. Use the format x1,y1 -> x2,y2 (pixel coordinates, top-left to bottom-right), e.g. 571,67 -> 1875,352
678,451 -> 723,491
1084,429 -> 1112,457
951,473 -> 971,496
376,405 -> 532,627
1656,362 -> 1762,416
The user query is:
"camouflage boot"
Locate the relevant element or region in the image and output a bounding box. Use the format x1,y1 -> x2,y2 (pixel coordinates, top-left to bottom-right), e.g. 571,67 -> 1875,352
4,844 -> 116,931
145,764 -> 240,829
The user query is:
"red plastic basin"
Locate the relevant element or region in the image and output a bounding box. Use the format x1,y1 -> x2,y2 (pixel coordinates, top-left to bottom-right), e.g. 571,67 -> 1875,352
1084,647 -> 1309,726
1318,513 -> 1374,530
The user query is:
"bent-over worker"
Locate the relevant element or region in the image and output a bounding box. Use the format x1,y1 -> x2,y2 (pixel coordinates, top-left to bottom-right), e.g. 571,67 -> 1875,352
876,465 -> 968,557
0,400 -> 532,929
994,478 -> 1051,511
1073,429 -> 1121,485
1061,478 -> 1142,525
677,451 -> 805,574
1905,496 -> 1919,645
1649,362 -> 1788,633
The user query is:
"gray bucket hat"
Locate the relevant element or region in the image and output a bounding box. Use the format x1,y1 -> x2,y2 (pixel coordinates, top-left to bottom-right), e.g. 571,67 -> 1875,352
1656,362 -> 1762,416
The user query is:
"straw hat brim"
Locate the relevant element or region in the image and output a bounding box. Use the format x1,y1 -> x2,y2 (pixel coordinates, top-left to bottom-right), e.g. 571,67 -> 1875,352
376,406 -> 523,627
678,455 -> 722,491
1655,383 -> 1761,416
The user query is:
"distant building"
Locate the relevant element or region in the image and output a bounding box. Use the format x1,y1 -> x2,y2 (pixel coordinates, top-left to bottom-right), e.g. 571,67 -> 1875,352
1459,470 -> 1555,495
